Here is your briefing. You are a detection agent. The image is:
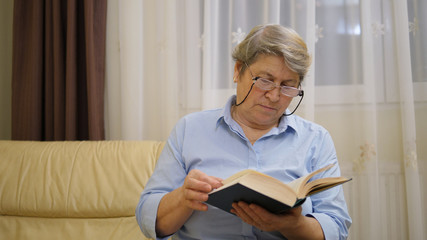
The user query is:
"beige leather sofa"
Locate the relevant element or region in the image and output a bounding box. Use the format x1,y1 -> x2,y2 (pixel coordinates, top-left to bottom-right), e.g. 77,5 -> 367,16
0,140 -> 165,240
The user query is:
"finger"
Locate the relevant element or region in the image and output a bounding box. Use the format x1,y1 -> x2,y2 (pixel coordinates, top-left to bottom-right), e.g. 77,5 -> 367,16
239,202 -> 263,223
194,172 -> 223,189
210,176 -> 224,188
185,177 -> 213,193
236,202 -> 277,232
183,187 -> 209,202
232,202 -> 256,225
189,170 -> 223,189
248,203 -> 275,222
185,199 -> 209,211
231,202 -> 248,220
248,204 -> 300,232
204,176 -> 223,189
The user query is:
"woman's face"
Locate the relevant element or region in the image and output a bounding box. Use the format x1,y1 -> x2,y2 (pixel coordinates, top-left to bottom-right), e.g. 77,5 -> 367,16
234,54 -> 300,129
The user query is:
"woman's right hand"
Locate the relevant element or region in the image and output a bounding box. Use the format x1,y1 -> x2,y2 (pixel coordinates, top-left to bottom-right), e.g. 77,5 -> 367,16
155,169 -> 223,237
179,169 -> 223,211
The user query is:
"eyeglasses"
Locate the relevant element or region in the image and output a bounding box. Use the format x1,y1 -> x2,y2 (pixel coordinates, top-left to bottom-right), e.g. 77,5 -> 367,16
252,77 -> 303,97
245,63 -> 303,98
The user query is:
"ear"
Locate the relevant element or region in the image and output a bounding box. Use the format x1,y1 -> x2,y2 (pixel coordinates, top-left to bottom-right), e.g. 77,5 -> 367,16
233,61 -> 243,82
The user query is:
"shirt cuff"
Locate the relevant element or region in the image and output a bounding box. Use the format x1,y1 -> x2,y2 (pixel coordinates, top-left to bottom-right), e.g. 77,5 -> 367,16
307,213 -> 339,240
140,192 -> 171,240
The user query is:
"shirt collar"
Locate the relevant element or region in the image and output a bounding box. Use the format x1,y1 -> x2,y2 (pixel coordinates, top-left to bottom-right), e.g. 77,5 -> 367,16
218,95 -> 236,127
217,95 -> 299,135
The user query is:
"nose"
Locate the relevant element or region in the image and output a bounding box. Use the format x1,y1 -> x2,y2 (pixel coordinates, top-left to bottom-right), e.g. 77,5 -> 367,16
265,86 -> 281,102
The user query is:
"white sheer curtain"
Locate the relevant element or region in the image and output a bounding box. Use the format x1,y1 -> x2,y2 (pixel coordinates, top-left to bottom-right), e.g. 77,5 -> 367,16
105,0 -> 426,239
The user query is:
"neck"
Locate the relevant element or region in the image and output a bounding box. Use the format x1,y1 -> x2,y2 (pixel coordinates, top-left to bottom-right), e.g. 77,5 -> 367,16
231,105 -> 278,144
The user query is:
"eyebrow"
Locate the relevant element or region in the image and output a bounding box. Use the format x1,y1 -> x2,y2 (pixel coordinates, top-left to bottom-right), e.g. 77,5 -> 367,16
256,71 -> 298,84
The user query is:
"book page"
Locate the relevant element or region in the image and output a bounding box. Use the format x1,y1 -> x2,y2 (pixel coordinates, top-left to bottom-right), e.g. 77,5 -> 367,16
220,169 -> 271,185
301,177 -> 352,197
212,169 -> 272,193
287,176 -> 306,193
289,164 -> 335,198
240,173 -> 297,206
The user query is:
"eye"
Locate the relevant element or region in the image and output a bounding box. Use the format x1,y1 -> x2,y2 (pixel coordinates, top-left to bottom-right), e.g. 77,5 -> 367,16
258,78 -> 274,84
281,80 -> 298,88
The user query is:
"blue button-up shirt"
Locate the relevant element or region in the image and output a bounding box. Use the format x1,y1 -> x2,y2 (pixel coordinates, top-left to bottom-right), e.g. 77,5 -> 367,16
136,95 -> 351,239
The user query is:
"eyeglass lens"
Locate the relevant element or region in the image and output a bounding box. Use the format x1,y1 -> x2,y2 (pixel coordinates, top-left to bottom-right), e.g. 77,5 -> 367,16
254,78 -> 300,97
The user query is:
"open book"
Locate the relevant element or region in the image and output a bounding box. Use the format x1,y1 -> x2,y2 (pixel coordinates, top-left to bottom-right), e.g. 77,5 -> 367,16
205,164 -> 351,214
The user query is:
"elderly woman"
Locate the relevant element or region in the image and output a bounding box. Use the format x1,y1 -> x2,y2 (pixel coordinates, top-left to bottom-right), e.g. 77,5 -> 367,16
136,24 -> 351,239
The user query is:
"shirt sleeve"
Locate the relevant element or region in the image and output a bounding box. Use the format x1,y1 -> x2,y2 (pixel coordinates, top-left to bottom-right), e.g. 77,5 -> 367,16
135,118 -> 188,239
306,130 -> 352,240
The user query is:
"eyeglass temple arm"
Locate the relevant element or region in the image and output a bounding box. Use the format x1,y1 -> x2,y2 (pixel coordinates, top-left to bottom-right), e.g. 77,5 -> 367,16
285,90 -> 304,116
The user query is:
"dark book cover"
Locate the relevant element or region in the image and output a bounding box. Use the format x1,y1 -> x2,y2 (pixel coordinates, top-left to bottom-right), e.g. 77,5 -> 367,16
206,183 -> 306,214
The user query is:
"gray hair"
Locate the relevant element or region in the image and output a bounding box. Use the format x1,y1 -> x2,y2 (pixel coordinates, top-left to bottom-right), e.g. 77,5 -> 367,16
232,24 -> 312,82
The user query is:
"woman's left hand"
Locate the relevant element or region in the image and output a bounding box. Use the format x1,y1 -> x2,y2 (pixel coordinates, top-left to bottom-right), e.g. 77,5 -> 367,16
231,201 -> 303,233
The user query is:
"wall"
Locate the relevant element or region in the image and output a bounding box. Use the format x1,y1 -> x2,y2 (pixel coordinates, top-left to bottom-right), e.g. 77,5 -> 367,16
0,0 -> 13,140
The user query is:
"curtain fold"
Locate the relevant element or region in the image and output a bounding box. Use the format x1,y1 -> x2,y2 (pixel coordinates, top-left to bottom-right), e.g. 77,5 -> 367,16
393,1 -> 424,238
12,0 -> 107,141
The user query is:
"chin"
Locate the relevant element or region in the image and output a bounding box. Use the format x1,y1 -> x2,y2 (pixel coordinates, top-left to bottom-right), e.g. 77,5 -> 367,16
254,116 -> 280,127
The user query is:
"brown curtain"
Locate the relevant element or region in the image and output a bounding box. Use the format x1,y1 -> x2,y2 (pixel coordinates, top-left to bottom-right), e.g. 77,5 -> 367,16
12,0 -> 107,140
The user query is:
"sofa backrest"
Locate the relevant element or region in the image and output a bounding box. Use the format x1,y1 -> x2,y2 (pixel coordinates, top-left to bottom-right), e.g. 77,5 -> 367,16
0,140 -> 165,240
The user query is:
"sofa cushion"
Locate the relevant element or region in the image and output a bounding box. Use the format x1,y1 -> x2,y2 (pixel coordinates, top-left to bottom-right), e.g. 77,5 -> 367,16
0,140 -> 164,239
0,215 -> 143,240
